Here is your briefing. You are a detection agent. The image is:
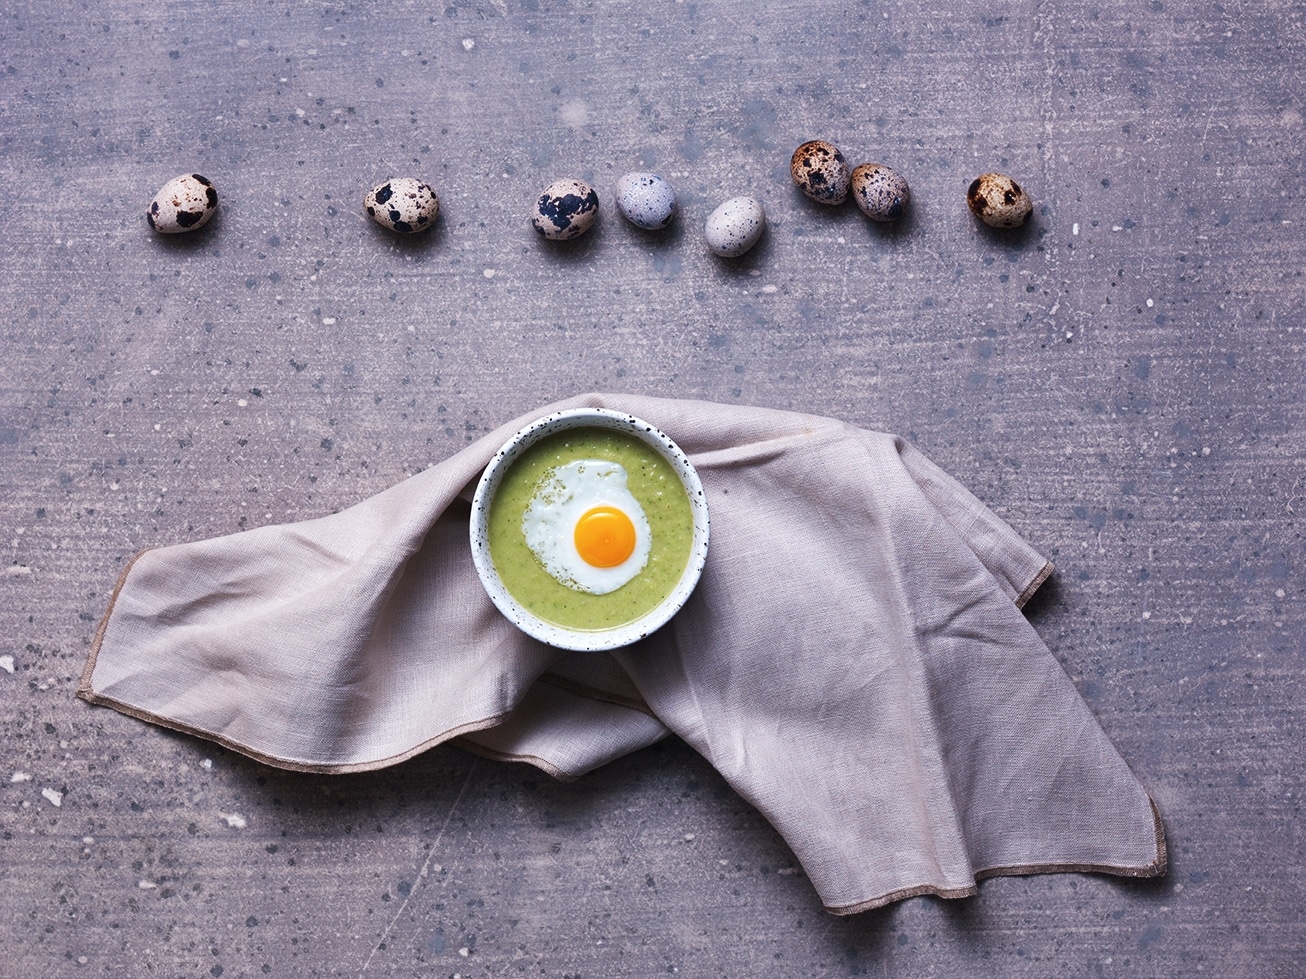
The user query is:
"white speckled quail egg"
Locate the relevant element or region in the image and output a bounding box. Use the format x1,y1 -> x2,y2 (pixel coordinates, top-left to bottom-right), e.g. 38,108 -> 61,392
365,177 -> 440,234
967,172 -> 1033,228
614,172 -> 678,230
704,197 -> 766,258
850,163 -> 911,222
790,140 -> 850,205
147,174 -> 218,234
531,178 -> 599,240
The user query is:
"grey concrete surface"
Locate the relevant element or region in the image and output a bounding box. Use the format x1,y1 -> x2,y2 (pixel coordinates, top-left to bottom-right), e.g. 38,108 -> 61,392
2,0 -> 1303,975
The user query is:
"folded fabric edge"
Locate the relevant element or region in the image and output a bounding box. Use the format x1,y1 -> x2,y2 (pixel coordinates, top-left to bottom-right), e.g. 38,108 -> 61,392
536,671 -> 657,718
76,683 -> 512,774
76,549 -> 521,774
77,547 -> 152,698
824,798 -> 1168,916
1015,560 -> 1055,609
452,740 -> 578,783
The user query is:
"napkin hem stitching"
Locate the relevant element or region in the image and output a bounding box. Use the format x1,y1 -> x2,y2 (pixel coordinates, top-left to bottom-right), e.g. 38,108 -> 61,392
825,796 -> 1168,915
452,740 -> 576,782
78,547 -> 153,698
1015,561 -> 1055,609
76,686 -> 511,774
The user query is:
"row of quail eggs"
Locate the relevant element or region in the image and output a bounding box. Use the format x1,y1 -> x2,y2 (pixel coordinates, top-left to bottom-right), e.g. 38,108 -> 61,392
790,138 -> 1033,229
146,155 -> 1030,245
528,174 -> 765,259
146,171 -> 762,257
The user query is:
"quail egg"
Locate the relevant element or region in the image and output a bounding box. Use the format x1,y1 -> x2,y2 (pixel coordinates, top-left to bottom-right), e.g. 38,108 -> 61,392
790,140 -> 850,205
850,163 -> 911,222
147,174 -> 218,234
531,178 -> 599,240
967,172 -> 1033,228
365,178 -> 440,234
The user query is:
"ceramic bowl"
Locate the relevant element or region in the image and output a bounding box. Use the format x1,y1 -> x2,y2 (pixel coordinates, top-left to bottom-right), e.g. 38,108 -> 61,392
470,408 -> 709,651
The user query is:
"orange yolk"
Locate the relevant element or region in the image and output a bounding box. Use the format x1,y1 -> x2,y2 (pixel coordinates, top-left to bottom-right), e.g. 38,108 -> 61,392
573,506 -> 638,568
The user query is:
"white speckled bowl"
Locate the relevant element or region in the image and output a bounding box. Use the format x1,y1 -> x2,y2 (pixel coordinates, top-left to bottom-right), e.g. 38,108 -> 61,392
470,408 -> 710,651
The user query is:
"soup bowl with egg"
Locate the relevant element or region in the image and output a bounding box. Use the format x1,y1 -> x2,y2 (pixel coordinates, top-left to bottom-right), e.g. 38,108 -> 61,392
470,408 -> 710,651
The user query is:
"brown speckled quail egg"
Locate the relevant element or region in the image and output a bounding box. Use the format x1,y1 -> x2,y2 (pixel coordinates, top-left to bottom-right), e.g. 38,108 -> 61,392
967,172 -> 1033,228
790,140 -> 850,205
365,177 -> 440,234
147,173 -> 218,234
850,163 -> 911,222
531,178 -> 599,240
704,197 -> 766,258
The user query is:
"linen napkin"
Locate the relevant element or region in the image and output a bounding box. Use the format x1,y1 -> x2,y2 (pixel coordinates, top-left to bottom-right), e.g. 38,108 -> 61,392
79,393 -> 1165,913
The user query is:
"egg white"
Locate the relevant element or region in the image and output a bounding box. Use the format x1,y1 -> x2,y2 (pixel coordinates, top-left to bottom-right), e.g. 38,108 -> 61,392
522,459 -> 652,594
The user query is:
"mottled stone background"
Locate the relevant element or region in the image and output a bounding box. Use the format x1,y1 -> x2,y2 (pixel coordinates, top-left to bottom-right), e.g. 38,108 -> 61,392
2,0 -> 1303,975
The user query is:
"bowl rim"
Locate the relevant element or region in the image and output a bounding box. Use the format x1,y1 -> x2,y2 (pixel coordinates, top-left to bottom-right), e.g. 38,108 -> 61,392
469,408 -> 710,652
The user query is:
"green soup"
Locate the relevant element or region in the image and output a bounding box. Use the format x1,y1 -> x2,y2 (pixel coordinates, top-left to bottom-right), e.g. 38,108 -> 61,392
486,427 -> 695,630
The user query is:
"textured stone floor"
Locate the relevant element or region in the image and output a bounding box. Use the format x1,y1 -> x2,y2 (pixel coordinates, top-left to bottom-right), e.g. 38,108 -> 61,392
2,0 -> 1303,975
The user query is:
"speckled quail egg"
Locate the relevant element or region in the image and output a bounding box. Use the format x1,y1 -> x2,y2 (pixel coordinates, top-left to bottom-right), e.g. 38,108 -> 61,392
704,197 -> 766,258
147,174 -> 218,234
531,178 -> 599,240
365,177 -> 440,234
614,172 -> 678,230
967,172 -> 1033,228
850,163 -> 911,222
790,140 -> 850,205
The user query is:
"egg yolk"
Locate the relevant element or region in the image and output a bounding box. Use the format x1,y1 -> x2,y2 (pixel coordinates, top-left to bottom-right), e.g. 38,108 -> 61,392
573,506 -> 638,568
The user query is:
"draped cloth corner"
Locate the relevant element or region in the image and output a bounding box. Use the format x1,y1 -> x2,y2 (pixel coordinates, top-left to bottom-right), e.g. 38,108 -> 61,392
78,392 -> 1165,913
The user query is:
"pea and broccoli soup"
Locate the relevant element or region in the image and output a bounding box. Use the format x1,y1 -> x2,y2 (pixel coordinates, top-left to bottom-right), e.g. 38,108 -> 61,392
486,427 -> 695,630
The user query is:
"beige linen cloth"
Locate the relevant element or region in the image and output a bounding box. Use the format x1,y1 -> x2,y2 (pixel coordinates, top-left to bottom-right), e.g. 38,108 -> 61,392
79,393 -> 1165,914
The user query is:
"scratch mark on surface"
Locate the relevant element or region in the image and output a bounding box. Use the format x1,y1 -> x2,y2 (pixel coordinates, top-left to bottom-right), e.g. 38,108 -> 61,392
359,759 -> 476,974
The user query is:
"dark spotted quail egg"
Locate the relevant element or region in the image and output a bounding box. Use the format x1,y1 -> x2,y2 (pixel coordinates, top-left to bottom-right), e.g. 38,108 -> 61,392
790,140 -> 850,205
147,174 -> 218,234
967,172 -> 1032,228
365,178 -> 440,234
850,163 -> 911,222
531,178 -> 599,240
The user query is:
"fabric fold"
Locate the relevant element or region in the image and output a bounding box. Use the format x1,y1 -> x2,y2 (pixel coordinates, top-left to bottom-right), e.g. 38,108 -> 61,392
79,392 -> 1164,912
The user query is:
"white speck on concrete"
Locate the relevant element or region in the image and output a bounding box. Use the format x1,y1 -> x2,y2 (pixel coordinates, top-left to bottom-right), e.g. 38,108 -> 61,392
11,772 -> 31,782
683,833 -> 695,841
1276,588 -> 1286,598
237,399 -> 248,407
42,787 -> 63,807
1072,222 -> 1080,235
82,836 -> 94,844
462,38 -> 475,50
458,947 -> 470,957
0,656 -> 13,673
761,284 -> 777,294
201,758 -> 213,770
138,880 -> 157,889
322,317 -> 337,326
1146,298 -> 1154,307
557,99 -> 588,127
5,566 -> 32,577
220,811 -> 247,828
483,268 -> 496,279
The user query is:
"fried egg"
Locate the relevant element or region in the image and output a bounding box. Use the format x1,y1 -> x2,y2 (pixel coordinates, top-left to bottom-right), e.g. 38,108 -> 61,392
522,459 -> 651,594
